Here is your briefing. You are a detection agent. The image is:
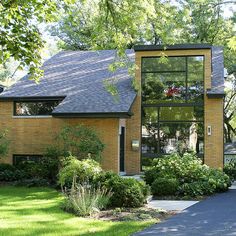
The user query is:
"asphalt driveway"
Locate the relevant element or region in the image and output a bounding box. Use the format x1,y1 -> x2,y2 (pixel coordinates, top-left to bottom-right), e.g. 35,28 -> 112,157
133,183 -> 236,236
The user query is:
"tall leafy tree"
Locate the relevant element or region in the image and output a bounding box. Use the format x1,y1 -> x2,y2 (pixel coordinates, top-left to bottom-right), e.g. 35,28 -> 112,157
0,0 -> 74,81
51,0 -> 182,51
175,0 -> 236,141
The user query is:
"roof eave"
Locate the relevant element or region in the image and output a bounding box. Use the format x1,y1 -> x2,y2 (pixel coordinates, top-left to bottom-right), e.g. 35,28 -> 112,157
0,96 -> 66,101
134,44 -> 212,51
52,112 -> 133,118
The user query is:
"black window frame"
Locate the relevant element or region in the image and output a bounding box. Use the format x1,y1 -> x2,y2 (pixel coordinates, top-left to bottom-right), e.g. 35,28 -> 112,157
141,55 -> 205,167
141,55 -> 205,104
13,100 -> 61,116
13,154 -> 43,166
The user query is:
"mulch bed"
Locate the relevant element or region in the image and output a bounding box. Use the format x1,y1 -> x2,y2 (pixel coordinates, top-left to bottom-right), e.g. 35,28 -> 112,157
91,206 -> 177,222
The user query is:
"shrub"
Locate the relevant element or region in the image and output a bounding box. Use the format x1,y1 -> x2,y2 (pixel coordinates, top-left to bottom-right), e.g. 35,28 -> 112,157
0,169 -> 26,181
58,155 -> 102,188
95,172 -> 150,208
53,125 -> 105,162
0,130 -> 9,159
16,162 -> 46,179
144,152 -> 231,197
14,178 -> 50,187
0,163 -> 16,172
224,162 -> 236,181
178,181 -> 214,197
151,178 -> 179,196
62,183 -> 112,216
208,169 -> 231,192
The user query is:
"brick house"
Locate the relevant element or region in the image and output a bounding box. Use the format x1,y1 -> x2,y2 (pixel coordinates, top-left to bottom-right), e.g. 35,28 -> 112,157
0,44 -> 224,175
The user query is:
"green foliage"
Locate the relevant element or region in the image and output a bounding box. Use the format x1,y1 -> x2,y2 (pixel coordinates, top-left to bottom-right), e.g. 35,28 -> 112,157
0,163 -> 15,172
144,153 -> 231,197
151,178 -> 179,196
0,130 -> 9,159
0,186 -> 153,235
15,178 -> 50,187
62,183 -> 112,216
95,172 -> 150,208
0,0 -> 76,81
224,162 -> 236,180
51,0 -> 180,51
178,181 -> 214,197
54,125 -> 105,162
0,169 -> 26,182
58,155 -> 102,188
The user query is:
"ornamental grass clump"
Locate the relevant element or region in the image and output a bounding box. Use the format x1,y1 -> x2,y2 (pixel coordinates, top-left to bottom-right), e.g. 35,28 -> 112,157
62,181 -> 112,217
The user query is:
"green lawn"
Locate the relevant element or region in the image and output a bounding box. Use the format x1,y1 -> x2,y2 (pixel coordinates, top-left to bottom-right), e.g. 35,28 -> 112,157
0,186 -> 154,236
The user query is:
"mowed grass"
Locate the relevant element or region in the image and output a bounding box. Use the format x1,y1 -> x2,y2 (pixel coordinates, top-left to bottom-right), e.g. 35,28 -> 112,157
0,186 -> 154,236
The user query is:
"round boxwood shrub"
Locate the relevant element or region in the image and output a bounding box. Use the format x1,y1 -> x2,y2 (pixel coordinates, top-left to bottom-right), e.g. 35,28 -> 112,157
94,172 -> 150,208
151,178 -> 179,196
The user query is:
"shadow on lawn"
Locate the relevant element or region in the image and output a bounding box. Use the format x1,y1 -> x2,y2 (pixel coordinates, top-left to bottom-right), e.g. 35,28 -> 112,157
0,186 -> 152,236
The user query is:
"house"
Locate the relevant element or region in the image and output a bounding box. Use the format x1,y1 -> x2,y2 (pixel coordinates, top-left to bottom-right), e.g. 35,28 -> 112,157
0,44 -> 225,174
224,142 -> 236,164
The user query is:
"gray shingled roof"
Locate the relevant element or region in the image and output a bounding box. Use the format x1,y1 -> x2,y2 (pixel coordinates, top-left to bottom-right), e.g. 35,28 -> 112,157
225,142 -> 236,155
207,46 -> 225,98
0,50 -> 136,117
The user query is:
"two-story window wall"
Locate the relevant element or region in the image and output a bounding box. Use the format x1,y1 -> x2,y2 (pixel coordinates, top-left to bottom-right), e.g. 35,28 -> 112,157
141,56 -> 204,166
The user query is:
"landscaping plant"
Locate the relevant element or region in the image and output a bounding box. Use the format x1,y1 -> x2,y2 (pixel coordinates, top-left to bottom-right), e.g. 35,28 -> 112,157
53,125 -> 105,162
62,176 -> 112,216
224,162 -> 236,181
94,171 -> 150,208
144,153 -> 231,198
58,155 -> 102,189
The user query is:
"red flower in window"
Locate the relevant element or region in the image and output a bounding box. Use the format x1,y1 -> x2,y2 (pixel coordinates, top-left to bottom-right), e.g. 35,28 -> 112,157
166,87 -> 180,97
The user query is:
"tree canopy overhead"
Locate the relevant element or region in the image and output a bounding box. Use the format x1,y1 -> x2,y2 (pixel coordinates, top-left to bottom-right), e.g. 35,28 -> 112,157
0,0 -> 74,82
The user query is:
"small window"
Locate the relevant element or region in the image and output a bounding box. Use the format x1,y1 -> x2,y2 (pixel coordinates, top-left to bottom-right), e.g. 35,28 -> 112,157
14,100 -> 60,116
13,154 -> 42,165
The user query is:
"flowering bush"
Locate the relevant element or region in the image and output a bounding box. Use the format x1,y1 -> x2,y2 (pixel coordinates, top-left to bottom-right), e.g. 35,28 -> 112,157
144,153 -> 231,197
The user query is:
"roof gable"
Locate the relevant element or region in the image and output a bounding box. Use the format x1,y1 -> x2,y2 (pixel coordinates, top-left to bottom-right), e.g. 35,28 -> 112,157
0,50 -> 136,117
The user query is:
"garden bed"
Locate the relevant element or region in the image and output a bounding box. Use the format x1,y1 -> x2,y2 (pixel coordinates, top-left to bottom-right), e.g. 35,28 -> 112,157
92,207 -> 175,222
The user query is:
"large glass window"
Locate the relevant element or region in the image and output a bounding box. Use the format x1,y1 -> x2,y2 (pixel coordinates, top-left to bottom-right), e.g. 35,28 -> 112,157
14,100 -> 61,116
142,56 -> 204,104
141,56 -> 204,168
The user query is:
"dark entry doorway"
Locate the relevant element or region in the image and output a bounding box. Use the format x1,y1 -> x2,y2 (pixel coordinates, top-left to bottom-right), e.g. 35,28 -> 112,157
119,127 -> 125,172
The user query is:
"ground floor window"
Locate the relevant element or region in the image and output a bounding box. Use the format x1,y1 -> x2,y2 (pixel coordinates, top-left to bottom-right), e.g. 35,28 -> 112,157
141,105 -> 204,168
13,154 -> 42,165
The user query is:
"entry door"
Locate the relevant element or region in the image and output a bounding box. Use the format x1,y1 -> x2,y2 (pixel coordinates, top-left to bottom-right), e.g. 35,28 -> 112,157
119,127 -> 125,172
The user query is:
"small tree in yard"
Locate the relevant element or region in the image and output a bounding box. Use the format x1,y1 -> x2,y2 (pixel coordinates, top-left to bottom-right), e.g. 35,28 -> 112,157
0,130 -> 9,159
50,125 -> 105,162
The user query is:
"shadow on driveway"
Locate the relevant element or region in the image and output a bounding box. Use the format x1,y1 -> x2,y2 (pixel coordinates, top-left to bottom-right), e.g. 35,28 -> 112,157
133,189 -> 236,236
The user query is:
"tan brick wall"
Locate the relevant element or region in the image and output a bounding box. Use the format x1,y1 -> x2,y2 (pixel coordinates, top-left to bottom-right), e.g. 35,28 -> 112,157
203,50 -> 224,168
135,49 -> 224,169
125,97 -> 141,174
0,102 -> 120,173
204,98 -> 224,168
